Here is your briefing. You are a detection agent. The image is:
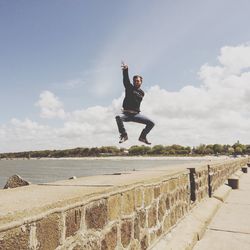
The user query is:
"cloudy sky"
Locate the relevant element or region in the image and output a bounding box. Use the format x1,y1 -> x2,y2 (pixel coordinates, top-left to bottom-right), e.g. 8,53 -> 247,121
1,0 -> 250,152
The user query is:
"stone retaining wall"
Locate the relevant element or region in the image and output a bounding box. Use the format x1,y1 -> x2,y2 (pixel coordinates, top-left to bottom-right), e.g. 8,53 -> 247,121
188,167 -> 209,204
0,158 -> 248,250
209,159 -> 245,194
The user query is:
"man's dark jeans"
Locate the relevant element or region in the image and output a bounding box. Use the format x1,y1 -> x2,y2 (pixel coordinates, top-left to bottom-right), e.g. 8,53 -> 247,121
115,112 -> 155,138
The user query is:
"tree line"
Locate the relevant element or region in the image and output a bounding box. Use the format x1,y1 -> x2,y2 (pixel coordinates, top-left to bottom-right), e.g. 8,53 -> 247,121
0,142 -> 249,159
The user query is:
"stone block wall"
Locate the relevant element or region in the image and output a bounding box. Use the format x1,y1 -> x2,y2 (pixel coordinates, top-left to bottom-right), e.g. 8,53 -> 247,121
58,172 -> 190,250
0,158 -> 248,250
188,167 -> 209,204
0,173 -> 190,250
209,159 -> 246,194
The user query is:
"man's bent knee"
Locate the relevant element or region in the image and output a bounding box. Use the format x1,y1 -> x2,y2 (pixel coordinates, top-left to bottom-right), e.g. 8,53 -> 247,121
115,115 -> 121,122
148,120 -> 155,128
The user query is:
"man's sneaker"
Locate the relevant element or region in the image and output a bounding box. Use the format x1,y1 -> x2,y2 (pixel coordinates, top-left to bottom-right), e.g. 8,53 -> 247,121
119,133 -> 128,143
139,136 -> 151,145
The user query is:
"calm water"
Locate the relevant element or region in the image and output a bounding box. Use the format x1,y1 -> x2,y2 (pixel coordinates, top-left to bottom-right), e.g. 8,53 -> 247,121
0,157 -> 209,188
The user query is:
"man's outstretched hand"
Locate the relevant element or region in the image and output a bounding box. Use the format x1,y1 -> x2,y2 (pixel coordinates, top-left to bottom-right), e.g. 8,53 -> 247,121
121,61 -> 128,70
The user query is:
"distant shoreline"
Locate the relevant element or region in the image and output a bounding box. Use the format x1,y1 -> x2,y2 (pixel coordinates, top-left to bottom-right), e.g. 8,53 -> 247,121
0,155 -> 233,161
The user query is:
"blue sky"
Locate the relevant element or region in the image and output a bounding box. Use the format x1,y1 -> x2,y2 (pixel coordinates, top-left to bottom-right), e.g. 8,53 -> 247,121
1,0 -> 250,152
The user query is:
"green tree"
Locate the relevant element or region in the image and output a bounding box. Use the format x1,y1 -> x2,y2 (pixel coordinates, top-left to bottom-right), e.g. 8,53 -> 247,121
233,141 -> 246,155
213,144 -> 223,154
204,148 -> 214,155
227,147 -> 234,155
150,145 -> 165,155
234,146 -> 243,155
193,144 -> 206,155
129,146 -> 144,155
245,145 -> 250,155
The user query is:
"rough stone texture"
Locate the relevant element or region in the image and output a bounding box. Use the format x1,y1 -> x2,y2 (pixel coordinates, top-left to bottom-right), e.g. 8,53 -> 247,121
137,209 -> 146,228
165,195 -> 171,210
154,186 -> 161,199
209,161 -> 241,195
148,202 -> 158,228
130,239 -> 141,250
163,214 -> 171,233
144,187 -> 154,207
170,209 -> 177,227
121,190 -> 135,215
150,230 -> 157,244
169,179 -> 177,192
135,188 -> 143,208
140,234 -> 149,250
107,194 -> 121,221
81,234 -> 101,250
158,197 -> 166,222
101,225 -> 117,250
156,226 -> 162,237
192,169 -> 209,203
65,207 -> 82,238
36,213 -> 62,250
134,216 -> 140,240
0,225 -> 30,250
171,193 -> 176,206
161,181 -> 169,194
180,187 -> 189,202
175,204 -> 182,221
72,244 -> 84,250
3,175 -> 30,189
85,200 -> 108,230
121,219 -> 133,248
150,227 -> 162,244
68,235 -> 100,250
179,175 -> 188,186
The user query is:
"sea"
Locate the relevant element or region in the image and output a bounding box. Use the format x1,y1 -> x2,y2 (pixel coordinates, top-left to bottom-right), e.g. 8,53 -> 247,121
0,157 -> 214,188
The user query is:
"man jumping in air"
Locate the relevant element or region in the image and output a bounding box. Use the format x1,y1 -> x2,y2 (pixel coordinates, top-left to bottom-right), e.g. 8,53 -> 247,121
115,62 -> 155,145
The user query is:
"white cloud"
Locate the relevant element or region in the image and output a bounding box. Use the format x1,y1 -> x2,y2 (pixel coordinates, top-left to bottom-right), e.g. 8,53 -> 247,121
2,43 -> 250,152
10,118 -> 46,130
0,118 -> 55,152
218,44 -> 250,74
36,90 -> 66,119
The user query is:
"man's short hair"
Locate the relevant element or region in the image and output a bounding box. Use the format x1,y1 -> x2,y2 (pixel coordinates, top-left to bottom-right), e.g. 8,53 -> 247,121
133,75 -> 143,81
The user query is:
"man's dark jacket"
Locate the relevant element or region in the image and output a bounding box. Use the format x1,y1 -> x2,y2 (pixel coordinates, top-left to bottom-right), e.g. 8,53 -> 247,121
122,68 -> 144,113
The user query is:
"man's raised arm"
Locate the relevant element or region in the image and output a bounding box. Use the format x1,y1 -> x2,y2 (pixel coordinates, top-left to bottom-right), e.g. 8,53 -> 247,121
121,61 -> 132,88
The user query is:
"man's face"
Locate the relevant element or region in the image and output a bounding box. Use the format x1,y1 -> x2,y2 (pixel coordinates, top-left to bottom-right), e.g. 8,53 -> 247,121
133,76 -> 142,88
